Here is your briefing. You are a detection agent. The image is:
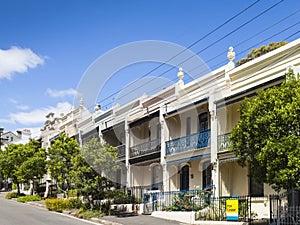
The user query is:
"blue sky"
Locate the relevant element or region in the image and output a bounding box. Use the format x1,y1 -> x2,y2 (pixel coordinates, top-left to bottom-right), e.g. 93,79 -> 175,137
0,0 -> 299,137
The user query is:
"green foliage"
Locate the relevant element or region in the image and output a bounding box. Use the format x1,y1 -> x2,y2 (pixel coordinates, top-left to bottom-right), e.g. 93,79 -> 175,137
47,133 -> 80,194
0,139 -> 47,194
45,198 -> 69,212
68,189 -> 78,198
17,195 -> 42,203
45,198 -> 82,212
236,41 -> 288,67
195,204 -> 225,221
80,138 -> 119,182
68,198 -> 83,209
75,208 -> 103,219
110,190 -> 141,204
71,138 -> 119,207
169,192 -> 194,211
12,183 -> 18,190
5,192 -> 19,199
230,69 -> 300,191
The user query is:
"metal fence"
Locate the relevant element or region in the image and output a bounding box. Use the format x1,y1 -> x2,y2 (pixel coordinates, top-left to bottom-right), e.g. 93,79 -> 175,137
270,190 -> 300,225
142,189 -> 250,222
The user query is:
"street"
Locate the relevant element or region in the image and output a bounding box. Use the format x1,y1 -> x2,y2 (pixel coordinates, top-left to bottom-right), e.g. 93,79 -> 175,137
0,197 -> 99,225
0,196 -> 186,225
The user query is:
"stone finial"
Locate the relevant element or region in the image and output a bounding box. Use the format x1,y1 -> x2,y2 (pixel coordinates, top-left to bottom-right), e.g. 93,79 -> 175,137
227,47 -> 235,62
225,47 -> 235,87
79,98 -> 84,107
95,104 -> 101,111
177,67 -> 184,80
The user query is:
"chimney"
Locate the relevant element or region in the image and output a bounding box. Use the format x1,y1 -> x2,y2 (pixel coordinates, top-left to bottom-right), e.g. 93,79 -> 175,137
16,130 -> 22,138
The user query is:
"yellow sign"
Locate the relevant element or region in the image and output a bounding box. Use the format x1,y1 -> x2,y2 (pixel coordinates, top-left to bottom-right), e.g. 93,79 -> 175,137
226,199 -> 239,221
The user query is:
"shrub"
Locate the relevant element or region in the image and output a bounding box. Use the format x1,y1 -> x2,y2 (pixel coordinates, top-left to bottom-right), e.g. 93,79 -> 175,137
68,189 -> 77,198
12,183 -> 18,190
5,192 -> 25,199
68,198 -> 82,209
17,195 -> 42,203
112,190 -> 141,204
5,192 -> 18,199
45,198 -> 69,212
45,198 -> 82,212
75,208 -> 102,219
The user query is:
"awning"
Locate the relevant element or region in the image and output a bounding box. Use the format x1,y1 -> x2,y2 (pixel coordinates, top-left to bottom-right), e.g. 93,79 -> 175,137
219,157 -> 239,165
166,153 -> 210,166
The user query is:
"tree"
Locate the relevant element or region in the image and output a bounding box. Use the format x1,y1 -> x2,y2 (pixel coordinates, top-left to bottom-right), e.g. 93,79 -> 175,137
236,41 -> 288,67
47,133 -> 80,195
0,144 -> 24,193
0,139 -> 47,194
17,139 -> 47,185
230,69 -> 300,192
71,137 -> 119,207
80,137 -> 119,180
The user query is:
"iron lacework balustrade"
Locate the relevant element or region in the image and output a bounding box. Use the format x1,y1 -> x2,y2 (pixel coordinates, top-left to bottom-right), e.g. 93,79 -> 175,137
166,129 -> 211,156
116,144 -> 125,160
217,133 -> 231,153
130,139 -> 161,158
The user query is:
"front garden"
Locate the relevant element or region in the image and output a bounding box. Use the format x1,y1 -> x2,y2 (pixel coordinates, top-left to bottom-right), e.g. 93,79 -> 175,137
5,189 -> 141,220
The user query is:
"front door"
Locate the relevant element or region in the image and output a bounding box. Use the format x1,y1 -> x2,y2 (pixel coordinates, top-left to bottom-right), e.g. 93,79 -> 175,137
180,165 -> 189,191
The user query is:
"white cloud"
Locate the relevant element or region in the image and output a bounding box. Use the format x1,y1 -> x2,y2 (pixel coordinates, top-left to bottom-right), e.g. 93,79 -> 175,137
0,46 -> 44,79
46,88 -> 77,98
16,104 -> 30,110
9,98 -> 30,110
0,102 -> 72,125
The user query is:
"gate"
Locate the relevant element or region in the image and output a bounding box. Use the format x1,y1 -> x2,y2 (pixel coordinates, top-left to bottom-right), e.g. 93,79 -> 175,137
143,190 -> 160,214
270,191 -> 300,225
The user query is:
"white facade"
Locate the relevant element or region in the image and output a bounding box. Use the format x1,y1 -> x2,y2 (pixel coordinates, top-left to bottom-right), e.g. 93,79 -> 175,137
39,38 -> 300,218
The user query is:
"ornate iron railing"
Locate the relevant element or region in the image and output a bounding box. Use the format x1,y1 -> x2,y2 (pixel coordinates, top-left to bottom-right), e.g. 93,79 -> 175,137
217,133 -> 231,152
117,144 -> 126,160
165,129 -> 210,156
129,139 -> 161,158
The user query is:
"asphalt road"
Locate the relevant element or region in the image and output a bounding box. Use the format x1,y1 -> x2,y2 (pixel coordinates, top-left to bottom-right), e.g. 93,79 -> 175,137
0,194 -> 185,225
0,197 -> 100,225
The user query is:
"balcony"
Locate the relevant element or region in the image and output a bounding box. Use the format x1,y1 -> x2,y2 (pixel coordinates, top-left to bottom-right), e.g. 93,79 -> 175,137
130,139 -> 161,158
217,133 -> 231,152
166,129 -> 210,156
117,144 -> 126,160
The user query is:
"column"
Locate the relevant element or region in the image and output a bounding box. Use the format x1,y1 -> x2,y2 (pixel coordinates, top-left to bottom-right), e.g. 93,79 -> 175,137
209,94 -> 219,197
159,106 -> 167,192
125,117 -> 131,189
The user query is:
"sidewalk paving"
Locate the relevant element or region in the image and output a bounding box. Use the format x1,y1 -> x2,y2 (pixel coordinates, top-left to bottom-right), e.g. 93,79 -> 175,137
101,214 -> 185,225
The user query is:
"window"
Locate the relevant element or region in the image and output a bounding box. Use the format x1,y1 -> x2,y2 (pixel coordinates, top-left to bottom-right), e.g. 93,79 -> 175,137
198,112 -> 208,131
180,165 -> 189,191
202,162 -> 212,189
249,176 -> 264,197
152,165 -> 161,190
186,117 -> 191,146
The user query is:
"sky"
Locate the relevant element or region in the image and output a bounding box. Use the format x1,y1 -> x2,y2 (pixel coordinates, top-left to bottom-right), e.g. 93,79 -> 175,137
0,0 -> 299,137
